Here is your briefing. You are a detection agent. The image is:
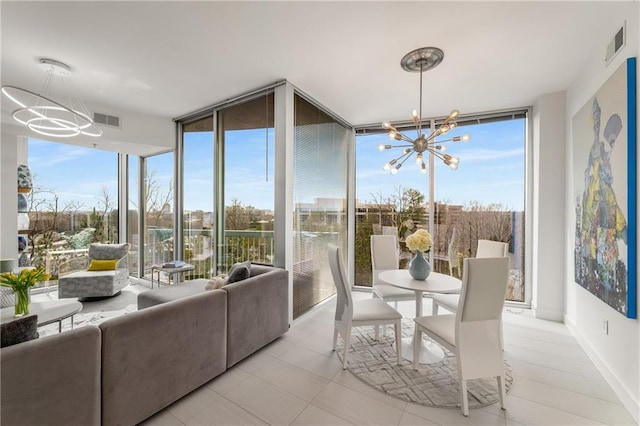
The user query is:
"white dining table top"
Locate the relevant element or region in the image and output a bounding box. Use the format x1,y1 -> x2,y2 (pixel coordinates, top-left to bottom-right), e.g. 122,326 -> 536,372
378,270 -> 461,294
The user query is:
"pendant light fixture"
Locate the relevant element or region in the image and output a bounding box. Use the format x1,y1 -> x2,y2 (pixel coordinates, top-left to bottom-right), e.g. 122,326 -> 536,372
379,47 -> 470,174
2,58 -> 102,138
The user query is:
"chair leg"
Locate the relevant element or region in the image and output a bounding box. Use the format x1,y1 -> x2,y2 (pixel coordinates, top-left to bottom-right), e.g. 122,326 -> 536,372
394,320 -> 402,365
460,379 -> 469,416
413,328 -> 421,370
497,375 -> 506,410
342,327 -> 351,370
432,301 -> 439,315
332,327 -> 338,351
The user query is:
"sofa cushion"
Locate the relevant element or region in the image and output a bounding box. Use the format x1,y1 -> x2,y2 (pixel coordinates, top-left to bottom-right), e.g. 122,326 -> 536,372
137,280 -> 208,309
0,314 -> 38,347
101,290 -> 227,426
1,327 -> 101,426
87,258 -> 118,271
89,243 -> 128,261
227,260 -> 251,283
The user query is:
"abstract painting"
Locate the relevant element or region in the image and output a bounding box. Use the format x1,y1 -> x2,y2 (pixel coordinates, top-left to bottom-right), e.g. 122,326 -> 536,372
573,57 -> 636,319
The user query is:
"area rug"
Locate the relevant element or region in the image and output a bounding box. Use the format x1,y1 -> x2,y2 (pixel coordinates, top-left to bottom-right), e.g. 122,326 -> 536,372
335,320 -> 513,409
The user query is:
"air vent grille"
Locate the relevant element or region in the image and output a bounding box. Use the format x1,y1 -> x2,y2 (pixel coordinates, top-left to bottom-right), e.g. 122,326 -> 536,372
93,112 -> 121,128
605,22 -> 625,67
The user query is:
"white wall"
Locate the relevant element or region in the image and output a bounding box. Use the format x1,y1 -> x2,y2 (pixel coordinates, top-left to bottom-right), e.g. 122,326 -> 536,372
0,132 -> 18,260
532,92 -> 566,321
564,5 -> 639,420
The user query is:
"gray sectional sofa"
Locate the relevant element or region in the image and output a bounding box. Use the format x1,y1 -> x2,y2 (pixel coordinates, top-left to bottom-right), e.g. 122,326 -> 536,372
0,264 -> 289,426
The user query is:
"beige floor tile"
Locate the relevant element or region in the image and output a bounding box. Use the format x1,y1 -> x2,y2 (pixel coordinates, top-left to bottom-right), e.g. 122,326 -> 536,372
331,369 -> 407,411
507,358 -> 592,396
224,375 -> 308,425
167,385 -> 220,424
184,396 -> 267,426
508,376 -> 614,424
139,409 -> 185,426
404,402 -> 506,426
493,394 -> 607,425
398,411 -> 441,426
205,365 -> 252,396
290,403 -> 354,425
253,358 -> 330,402
311,381 -> 404,425
279,343 -> 344,379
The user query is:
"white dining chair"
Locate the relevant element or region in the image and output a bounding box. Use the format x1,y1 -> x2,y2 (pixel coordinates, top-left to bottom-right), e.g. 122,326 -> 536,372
328,244 -> 403,369
371,235 -> 416,304
413,257 -> 509,416
431,239 -> 508,315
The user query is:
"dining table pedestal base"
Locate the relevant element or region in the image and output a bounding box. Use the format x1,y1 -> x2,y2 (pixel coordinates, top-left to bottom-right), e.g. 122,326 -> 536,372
395,336 -> 445,364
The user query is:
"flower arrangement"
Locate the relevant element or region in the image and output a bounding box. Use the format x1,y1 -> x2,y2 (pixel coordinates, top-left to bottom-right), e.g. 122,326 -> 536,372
405,229 -> 433,253
0,267 -> 50,316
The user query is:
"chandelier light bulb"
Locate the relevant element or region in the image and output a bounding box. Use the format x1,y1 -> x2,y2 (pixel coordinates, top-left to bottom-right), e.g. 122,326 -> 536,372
436,145 -> 445,152
390,168 -> 399,175
378,143 -> 386,151
421,163 -> 427,174
461,133 -> 471,142
449,162 -> 459,170
383,162 -> 391,171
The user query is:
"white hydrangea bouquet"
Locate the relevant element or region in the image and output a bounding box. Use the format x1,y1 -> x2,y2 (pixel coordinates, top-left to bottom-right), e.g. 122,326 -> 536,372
405,229 -> 433,253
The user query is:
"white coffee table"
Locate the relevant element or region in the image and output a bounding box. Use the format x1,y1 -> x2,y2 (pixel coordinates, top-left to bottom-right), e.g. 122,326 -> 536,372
378,270 -> 461,364
0,299 -> 83,333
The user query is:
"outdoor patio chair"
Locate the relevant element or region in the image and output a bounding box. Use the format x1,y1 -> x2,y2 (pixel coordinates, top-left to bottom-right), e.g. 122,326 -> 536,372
58,243 -> 130,299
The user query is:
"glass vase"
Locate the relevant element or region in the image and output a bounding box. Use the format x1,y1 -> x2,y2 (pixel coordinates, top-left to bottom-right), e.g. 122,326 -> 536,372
408,251 -> 431,281
14,288 -> 30,317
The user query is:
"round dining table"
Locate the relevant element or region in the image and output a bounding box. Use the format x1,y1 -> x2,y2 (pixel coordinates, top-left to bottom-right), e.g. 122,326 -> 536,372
378,269 -> 461,364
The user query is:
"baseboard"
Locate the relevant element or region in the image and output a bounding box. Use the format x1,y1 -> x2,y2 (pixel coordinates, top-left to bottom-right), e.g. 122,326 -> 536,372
532,305 -> 563,321
564,314 -> 639,423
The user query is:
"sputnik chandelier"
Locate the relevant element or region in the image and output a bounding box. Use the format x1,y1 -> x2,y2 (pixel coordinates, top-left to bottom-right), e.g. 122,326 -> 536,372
379,47 -> 469,174
1,58 -> 102,138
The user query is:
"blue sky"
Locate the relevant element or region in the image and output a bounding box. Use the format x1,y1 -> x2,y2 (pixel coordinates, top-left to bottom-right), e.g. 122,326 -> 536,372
27,117 -> 525,213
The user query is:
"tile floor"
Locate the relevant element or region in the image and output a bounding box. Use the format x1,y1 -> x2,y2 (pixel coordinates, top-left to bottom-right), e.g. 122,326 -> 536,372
129,291 -> 637,426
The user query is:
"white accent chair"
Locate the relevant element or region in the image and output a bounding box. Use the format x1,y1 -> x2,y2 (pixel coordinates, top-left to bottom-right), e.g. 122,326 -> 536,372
413,257 -> 509,416
328,244 -> 403,369
432,239 -> 508,315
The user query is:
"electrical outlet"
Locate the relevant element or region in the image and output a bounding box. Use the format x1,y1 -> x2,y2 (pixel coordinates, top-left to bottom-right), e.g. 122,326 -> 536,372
603,319 -> 609,335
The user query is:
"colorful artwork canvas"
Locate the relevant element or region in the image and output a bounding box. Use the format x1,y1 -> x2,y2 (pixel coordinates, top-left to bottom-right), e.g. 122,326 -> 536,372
573,57 -> 636,319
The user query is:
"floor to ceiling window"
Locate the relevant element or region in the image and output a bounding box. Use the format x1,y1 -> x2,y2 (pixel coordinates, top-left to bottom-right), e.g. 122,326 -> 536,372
182,115 -> 215,279
355,111 -> 528,303
217,93 -> 275,273
22,139 -> 118,286
293,94 -> 350,317
128,156 -> 140,277
142,152 -> 174,277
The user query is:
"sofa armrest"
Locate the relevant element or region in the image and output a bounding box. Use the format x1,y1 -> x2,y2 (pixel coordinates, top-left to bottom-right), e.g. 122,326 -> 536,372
1,327 -> 101,426
224,266 -> 289,367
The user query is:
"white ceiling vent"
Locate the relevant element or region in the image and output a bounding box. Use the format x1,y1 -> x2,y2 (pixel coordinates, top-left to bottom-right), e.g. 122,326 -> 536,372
93,112 -> 121,128
605,22 -> 625,67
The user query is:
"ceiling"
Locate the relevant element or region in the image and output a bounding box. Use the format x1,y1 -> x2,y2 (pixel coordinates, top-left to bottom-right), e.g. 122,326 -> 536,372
1,1 -> 635,155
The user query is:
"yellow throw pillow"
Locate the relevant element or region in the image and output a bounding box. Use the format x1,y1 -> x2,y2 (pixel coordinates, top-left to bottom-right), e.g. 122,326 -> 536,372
87,259 -> 118,271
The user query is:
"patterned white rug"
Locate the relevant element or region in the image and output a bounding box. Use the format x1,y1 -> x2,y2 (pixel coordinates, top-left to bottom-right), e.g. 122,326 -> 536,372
335,320 -> 513,409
